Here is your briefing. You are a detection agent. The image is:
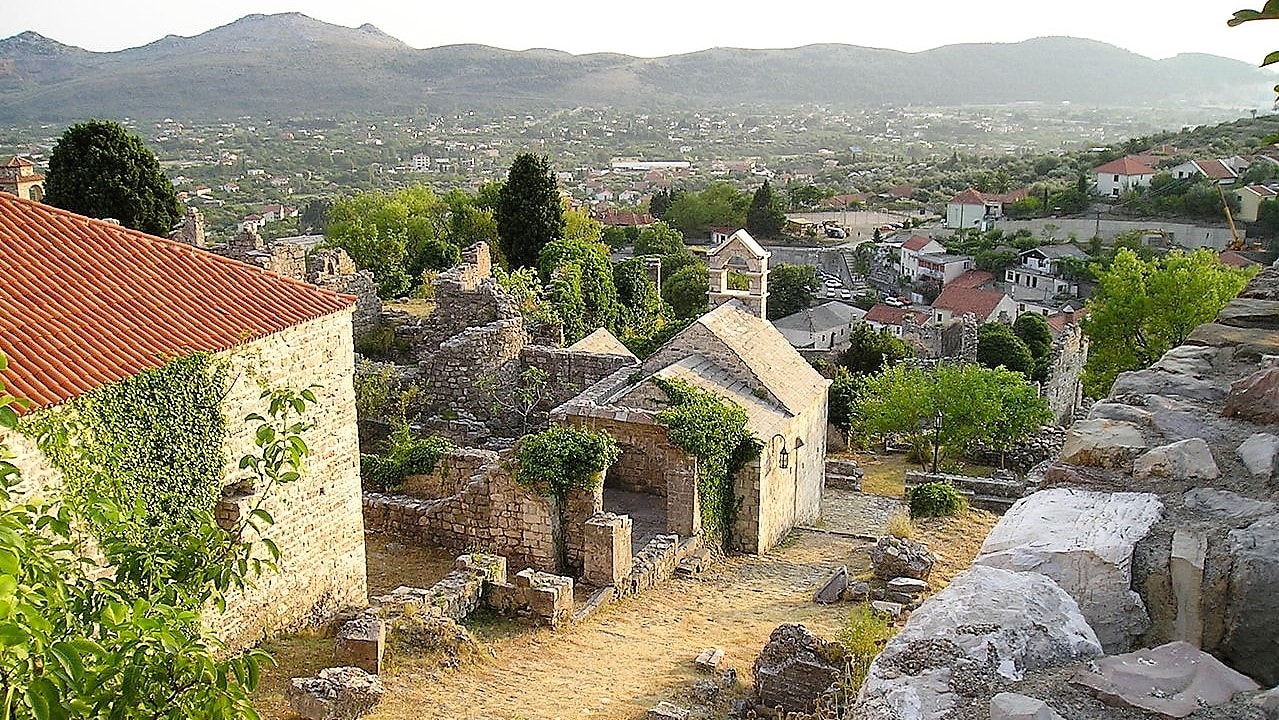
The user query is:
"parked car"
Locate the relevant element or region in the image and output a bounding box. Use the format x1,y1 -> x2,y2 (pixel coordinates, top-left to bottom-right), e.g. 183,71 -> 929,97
883,296 -> 907,308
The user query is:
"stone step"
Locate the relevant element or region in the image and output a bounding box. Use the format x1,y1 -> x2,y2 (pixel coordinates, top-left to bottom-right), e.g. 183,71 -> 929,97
825,472 -> 863,490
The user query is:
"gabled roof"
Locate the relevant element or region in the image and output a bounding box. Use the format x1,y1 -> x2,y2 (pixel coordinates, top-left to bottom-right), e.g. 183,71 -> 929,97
772,301 -> 866,332
949,188 -> 987,205
1093,157 -> 1156,176
3,156 -> 35,168
651,355 -> 788,436
710,228 -> 768,260
1194,159 -> 1237,180
1024,244 -> 1087,260
567,328 -> 638,360
0,194 -> 354,409
1219,250 -> 1263,268
949,269 -> 994,289
931,285 -> 1010,320
1238,184 -> 1277,198
902,234 -> 936,251
986,188 -> 1030,203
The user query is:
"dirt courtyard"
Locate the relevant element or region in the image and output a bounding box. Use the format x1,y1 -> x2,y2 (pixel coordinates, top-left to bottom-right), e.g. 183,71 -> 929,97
255,483 -> 997,720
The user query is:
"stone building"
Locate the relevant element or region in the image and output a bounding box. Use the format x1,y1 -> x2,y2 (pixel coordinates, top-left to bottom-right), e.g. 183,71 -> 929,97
0,194 -> 367,650
0,155 -> 44,201
556,230 -> 831,554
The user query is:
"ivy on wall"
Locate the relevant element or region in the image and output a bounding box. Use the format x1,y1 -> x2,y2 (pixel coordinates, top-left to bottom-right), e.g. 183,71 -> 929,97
653,377 -> 760,547
21,352 -> 229,544
515,423 -> 619,499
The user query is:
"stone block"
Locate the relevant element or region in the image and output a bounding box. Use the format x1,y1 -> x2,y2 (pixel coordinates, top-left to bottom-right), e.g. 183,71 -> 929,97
857,566 -> 1102,720
1072,641 -> 1259,718
1224,515 -> 1279,685
1238,432 -> 1279,477
869,536 -> 935,581
752,624 -> 846,715
455,552 -> 507,584
1134,438 -> 1219,481
1060,419 -> 1148,470
976,488 -> 1163,652
886,577 -> 928,596
990,693 -> 1065,720
334,616 -> 385,675
287,667 -> 384,720
694,647 -> 725,672
583,513 -> 633,588
1170,528 -> 1207,647
813,566 -> 848,604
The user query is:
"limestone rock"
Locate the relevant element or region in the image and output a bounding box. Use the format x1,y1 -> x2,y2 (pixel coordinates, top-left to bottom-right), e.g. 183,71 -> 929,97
1187,322 -> 1279,359
1184,488 -> 1276,525
870,600 -> 904,618
1224,367 -> 1279,424
1238,433 -> 1279,477
887,577 -> 928,596
856,566 -> 1101,720
975,488 -> 1163,652
1112,368 -> 1225,404
1060,419 -> 1148,469
694,647 -> 725,672
989,692 -> 1065,720
753,624 -> 846,715
647,701 -> 689,720
287,667 -> 384,720
843,581 -> 871,602
334,615 -> 385,675
1088,401 -> 1153,426
1133,438 -> 1220,481
1218,297 -> 1279,330
1072,641 -> 1260,718
1151,344 -> 1219,377
1223,515 -> 1279,685
869,536 -> 935,581
1253,686 -> 1279,719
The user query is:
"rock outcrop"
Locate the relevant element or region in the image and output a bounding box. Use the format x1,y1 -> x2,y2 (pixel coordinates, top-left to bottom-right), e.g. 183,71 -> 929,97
1072,641 -> 1259,718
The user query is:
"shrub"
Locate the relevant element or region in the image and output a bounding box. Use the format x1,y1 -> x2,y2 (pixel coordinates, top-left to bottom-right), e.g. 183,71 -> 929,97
361,424 -> 452,492
835,604 -> 898,692
885,511 -> 915,539
908,481 -> 967,519
515,424 -> 619,498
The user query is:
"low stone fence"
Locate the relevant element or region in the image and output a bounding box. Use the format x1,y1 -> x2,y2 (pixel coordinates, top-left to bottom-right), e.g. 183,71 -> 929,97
904,470 -> 1027,511
824,457 -> 863,491
399,447 -> 497,500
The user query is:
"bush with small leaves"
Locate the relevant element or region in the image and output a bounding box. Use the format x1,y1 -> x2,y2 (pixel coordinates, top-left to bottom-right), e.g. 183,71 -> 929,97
908,481 -> 967,519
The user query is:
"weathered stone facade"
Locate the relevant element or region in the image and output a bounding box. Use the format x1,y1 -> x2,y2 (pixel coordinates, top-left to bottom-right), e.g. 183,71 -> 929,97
1043,322 -> 1088,426
4,310 -> 369,651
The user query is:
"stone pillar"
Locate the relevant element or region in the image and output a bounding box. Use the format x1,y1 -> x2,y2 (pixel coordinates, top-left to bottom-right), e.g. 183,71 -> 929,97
667,463 -> 701,537
584,513 -> 634,587
335,615 -> 385,674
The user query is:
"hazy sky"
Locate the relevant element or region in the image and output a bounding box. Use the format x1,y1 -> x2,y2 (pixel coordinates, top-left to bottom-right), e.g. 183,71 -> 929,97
3,0 -> 1277,66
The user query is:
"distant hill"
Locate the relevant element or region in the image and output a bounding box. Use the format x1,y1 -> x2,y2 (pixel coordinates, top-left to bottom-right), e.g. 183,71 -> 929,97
0,13 -> 1273,122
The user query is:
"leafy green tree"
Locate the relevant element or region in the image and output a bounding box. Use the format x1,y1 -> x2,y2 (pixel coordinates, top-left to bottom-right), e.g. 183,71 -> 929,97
746,180 -> 787,239
613,257 -> 672,345
1229,4 -> 1279,96
854,363 -> 1050,463
633,221 -> 687,256
1013,312 -> 1054,382
1083,248 -> 1255,396
326,186 -> 461,298
648,187 -> 683,220
837,324 -> 912,376
299,198 -> 331,234
539,236 -> 620,343
766,263 -> 821,320
786,184 -> 833,211
664,182 -> 749,238
976,323 -> 1035,378
662,262 -> 710,319
828,367 -> 865,439
44,119 -> 182,236
497,153 -> 565,269
0,358 -> 314,719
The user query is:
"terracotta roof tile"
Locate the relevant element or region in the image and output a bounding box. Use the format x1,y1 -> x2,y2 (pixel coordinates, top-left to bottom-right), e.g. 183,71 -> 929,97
932,285 -> 1009,320
1093,157 -> 1156,176
949,269 -> 994,289
949,188 -> 987,205
903,235 -> 935,251
865,305 -> 927,325
0,194 -> 354,410
1194,159 -> 1237,180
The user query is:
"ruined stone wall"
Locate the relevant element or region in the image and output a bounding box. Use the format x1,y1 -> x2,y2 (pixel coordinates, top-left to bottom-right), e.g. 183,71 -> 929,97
1043,323 -> 1088,426
399,447 -> 496,500
307,249 -> 381,335
519,346 -> 638,417
857,266 -> 1279,716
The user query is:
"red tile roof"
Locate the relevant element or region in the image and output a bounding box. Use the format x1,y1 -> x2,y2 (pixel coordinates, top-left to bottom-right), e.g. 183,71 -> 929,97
949,188 -> 987,205
865,305 -> 928,326
1241,185 -> 1278,198
949,269 -> 994,289
902,234 -> 935,251
3,156 -> 35,168
1047,309 -> 1087,335
1093,157 -> 1156,176
1194,159 -> 1237,180
932,285 -> 1009,320
0,194 -> 354,410
1219,250 -> 1261,268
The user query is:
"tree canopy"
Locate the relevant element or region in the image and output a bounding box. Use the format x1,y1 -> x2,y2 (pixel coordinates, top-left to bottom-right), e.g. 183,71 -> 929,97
44,119 -> 182,236
837,323 -> 913,376
663,182 -> 749,238
662,262 -> 710,319
1082,248 -> 1254,396
746,180 -> 787,239
766,263 -> 821,320
633,221 -> 687,256
1013,312 -> 1054,382
497,153 -> 564,269
976,322 -> 1035,378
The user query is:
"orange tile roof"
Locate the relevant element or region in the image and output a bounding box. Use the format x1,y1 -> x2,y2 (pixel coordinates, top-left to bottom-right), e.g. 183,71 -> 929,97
949,269 -> 994,289
1093,157 -> 1155,176
1194,159 -> 1237,180
0,194 -> 354,410
902,234 -> 935,251
932,285 -> 1009,320
3,156 -> 35,168
865,305 -> 928,325
949,188 -> 987,205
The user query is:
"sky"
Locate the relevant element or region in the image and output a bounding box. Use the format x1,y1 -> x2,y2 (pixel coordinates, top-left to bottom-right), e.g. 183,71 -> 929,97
2,0 -> 1277,66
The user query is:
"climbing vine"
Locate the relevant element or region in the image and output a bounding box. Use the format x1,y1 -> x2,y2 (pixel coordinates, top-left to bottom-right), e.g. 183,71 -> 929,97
653,377 -> 760,547
20,352 -> 229,545
361,424 -> 453,492
515,423 -> 619,499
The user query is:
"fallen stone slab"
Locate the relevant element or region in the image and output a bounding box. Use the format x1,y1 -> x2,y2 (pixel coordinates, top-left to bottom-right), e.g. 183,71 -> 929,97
1217,297 -> 1279,330
1134,437 -> 1219,481
887,577 -> 928,596
813,565 -> 847,604
869,600 -> 903,618
989,692 -> 1065,720
1184,488 -> 1276,526
1186,323 -> 1279,359
646,701 -> 689,720
694,647 -> 725,672
334,615 -> 385,675
975,488 -> 1163,652
1072,640 -> 1259,719
856,566 -> 1102,720
1060,419 -> 1148,470
287,667 -> 384,720
1238,432 -> 1279,477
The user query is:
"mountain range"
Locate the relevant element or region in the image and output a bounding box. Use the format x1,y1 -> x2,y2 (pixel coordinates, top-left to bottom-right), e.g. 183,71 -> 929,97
0,12 -> 1272,122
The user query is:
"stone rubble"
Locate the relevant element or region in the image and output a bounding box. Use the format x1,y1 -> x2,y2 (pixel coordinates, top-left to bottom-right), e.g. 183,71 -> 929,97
1133,437 -> 1220,481
695,648 -> 725,672
869,536 -> 936,581
1236,432 -> 1279,477
752,623 -> 846,715
814,565 -> 848,604
1071,640 -> 1260,718
287,666 -> 385,720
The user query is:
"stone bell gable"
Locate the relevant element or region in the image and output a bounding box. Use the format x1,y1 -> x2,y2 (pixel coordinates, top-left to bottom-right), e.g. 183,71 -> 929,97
708,228 -> 770,319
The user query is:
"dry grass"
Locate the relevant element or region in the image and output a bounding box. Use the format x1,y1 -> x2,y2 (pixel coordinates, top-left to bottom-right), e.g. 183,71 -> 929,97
364,533 -> 457,598
382,298 -> 436,319
912,508 -> 1000,590
884,511 -> 915,539
843,451 -> 996,500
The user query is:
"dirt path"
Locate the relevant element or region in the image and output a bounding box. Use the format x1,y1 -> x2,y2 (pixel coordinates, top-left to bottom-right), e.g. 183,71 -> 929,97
371,532 -> 867,720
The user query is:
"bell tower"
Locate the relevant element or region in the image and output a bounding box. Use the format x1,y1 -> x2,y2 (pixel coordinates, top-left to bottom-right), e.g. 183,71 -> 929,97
707,228 -> 770,318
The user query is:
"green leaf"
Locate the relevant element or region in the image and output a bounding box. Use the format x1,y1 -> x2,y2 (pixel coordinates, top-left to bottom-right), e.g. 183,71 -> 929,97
49,641 -> 85,682
0,622 -> 29,646
1263,50 -> 1279,67
249,508 -> 273,527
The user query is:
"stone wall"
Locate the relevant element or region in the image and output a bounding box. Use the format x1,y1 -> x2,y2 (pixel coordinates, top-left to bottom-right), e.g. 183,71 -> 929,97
399,447 -> 498,500
857,265 -> 1279,715
3,310 -> 370,651
1043,323 -> 1088,426
519,345 -> 638,419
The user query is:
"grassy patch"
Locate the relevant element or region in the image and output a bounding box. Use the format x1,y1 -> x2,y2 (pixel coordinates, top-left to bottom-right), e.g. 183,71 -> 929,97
251,631 -> 333,718
913,509 -> 1000,590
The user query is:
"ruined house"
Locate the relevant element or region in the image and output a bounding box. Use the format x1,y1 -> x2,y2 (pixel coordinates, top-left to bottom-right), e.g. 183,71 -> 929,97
556,230 -> 831,554
0,194 -> 367,649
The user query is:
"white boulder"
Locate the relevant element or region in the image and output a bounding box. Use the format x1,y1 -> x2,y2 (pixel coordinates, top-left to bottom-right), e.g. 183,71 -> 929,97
1237,432 -> 1279,478
1060,419 -> 1148,469
975,488 -> 1164,652
1133,437 -> 1219,481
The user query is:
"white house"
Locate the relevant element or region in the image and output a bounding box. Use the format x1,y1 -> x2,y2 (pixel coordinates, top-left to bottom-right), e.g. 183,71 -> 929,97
914,253 -> 975,286
944,188 -> 1028,230
772,301 -> 867,351
1170,159 -> 1239,185
899,234 -> 946,278
930,285 -> 1017,325
1093,157 -> 1155,197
